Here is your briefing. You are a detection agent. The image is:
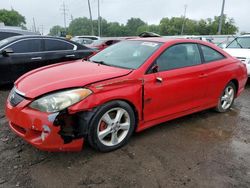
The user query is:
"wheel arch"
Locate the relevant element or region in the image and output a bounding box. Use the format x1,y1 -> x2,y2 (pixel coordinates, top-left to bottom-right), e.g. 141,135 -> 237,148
101,99 -> 140,130
229,78 -> 239,95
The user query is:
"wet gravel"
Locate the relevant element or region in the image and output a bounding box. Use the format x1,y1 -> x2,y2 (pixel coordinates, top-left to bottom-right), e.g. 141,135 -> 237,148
0,81 -> 250,188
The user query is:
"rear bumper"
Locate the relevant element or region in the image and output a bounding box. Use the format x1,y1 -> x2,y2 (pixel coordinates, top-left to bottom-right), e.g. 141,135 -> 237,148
5,100 -> 84,152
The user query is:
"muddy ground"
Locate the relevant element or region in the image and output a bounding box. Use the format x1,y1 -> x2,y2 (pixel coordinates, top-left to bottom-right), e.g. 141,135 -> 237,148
0,82 -> 250,188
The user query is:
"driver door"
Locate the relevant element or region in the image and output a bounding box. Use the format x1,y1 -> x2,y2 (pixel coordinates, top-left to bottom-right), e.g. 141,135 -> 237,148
143,43 -> 207,122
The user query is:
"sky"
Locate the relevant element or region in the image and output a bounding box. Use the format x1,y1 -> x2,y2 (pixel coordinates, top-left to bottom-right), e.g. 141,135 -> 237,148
2,0 -> 250,34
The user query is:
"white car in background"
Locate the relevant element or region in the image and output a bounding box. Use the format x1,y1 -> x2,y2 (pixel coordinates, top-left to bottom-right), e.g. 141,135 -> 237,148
224,34 -> 250,76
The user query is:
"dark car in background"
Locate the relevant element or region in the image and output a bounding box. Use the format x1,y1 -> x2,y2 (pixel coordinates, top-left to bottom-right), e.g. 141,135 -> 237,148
0,27 -> 38,40
0,35 -> 95,85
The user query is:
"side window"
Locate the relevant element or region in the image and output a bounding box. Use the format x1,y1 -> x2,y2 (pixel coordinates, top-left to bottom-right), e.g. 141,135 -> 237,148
8,39 -> 42,53
200,45 -> 225,62
44,39 -> 74,51
156,43 -> 201,72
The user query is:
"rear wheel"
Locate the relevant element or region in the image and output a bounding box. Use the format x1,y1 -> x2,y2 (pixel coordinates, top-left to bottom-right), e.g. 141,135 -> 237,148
215,82 -> 236,113
88,101 -> 135,152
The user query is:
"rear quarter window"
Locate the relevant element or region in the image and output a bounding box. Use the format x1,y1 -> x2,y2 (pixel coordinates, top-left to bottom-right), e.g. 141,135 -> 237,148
200,45 -> 225,62
44,39 -> 74,51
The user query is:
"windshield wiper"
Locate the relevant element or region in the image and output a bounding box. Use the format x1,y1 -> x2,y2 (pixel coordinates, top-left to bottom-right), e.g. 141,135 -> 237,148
91,60 -> 110,66
231,35 -> 243,48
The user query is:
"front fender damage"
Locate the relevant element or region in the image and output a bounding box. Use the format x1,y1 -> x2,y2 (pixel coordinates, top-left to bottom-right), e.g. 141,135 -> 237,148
48,108 -> 98,145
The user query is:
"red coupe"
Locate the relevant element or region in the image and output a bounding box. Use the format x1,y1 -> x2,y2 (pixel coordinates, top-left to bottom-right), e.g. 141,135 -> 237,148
5,38 -> 248,152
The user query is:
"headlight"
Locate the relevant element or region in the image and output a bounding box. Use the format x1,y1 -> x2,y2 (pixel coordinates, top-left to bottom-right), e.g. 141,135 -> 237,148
29,88 -> 92,113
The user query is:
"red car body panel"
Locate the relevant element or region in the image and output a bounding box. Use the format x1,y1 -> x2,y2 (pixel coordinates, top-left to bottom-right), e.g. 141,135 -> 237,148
5,38 -> 248,152
15,60 -> 132,98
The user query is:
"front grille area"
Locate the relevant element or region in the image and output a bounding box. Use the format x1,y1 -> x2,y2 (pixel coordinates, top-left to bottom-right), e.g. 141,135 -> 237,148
9,89 -> 25,107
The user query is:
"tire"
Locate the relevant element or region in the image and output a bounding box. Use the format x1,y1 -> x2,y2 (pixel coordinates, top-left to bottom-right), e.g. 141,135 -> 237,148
87,100 -> 136,152
215,82 -> 236,113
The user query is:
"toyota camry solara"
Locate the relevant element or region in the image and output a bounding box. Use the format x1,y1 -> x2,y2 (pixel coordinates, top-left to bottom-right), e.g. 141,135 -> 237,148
5,38 -> 248,152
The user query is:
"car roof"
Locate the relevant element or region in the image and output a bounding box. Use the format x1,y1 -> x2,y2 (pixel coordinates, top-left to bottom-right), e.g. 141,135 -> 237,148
128,37 -> 207,44
0,28 -> 39,35
0,35 -> 76,45
4,35 -> 69,40
238,34 -> 250,37
0,35 -> 91,49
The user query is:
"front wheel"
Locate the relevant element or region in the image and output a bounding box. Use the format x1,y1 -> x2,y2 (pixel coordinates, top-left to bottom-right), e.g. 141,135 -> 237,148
215,82 -> 236,113
88,101 -> 136,152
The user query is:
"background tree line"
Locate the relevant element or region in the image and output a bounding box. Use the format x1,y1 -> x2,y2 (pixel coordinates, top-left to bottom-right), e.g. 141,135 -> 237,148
0,9 -> 238,37
50,15 -> 238,37
0,9 -> 26,29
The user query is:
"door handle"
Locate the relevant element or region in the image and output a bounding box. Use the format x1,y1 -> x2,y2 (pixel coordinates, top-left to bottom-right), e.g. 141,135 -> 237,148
156,77 -> 163,83
65,54 -> 75,58
31,57 -> 42,60
198,74 -> 208,78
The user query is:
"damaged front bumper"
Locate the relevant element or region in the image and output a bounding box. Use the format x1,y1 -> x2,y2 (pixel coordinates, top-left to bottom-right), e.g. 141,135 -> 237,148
5,98 -> 84,152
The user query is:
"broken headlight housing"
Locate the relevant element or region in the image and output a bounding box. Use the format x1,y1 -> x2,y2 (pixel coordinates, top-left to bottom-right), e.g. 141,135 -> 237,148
29,88 -> 92,113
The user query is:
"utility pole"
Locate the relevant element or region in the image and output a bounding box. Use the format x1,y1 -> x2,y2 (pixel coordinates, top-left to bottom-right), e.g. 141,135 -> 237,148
98,0 -> 101,37
87,0 -> 94,35
40,25 -> 44,35
32,17 -> 37,33
218,0 -> 226,34
181,4 -> 187,35
60,2 -> 68,32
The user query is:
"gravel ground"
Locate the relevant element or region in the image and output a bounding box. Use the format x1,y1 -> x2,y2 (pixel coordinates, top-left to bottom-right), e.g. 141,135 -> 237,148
0,81 -> 250,188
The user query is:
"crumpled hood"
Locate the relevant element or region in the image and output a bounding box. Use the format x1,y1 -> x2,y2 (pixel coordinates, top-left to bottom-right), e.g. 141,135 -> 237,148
15,60 -> 132,98
224,48 -> 250,59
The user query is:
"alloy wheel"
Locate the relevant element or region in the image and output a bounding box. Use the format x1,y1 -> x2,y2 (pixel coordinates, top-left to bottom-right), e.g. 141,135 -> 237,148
220,85 -> 235,110
97,107 -> 131,147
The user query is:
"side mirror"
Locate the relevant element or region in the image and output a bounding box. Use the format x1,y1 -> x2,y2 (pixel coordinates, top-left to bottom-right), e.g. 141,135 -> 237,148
151,64 -> 159,73
2,48 -> 14,57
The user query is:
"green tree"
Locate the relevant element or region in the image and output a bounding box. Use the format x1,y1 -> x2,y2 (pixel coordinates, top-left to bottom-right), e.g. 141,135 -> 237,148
159,18 -> 170,35
68,17 -> 92,36
53,15 -> 238,37
197,19 -> 208,35
126,18 -> 146,35
0,9 -> 26,27
137,24 -> 160,35
49,25 -> 65,36
106,22 -> 124,37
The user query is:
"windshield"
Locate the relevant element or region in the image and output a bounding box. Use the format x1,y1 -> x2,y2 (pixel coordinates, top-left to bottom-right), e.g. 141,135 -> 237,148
89,40 -> 162,69
227,37 -> 250,49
